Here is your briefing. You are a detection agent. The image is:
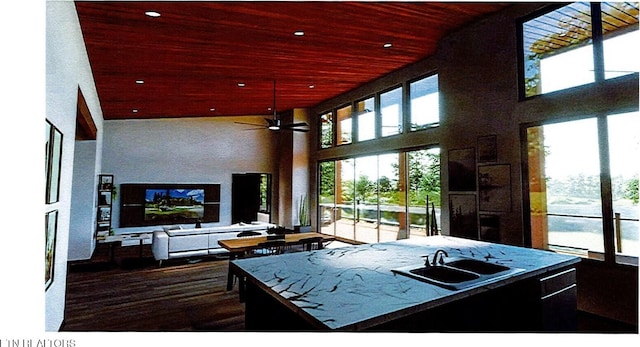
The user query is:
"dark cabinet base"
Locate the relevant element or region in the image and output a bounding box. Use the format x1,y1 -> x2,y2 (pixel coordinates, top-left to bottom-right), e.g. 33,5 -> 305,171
244,266 -> 577,332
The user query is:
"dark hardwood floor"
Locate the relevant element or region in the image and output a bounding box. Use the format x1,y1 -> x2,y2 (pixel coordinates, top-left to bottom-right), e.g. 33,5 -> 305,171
61,242 -> 637,333
61,243 -> 245,331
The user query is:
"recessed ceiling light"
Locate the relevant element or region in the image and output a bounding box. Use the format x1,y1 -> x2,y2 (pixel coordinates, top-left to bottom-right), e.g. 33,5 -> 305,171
209,108 -> 216,112
132,109 -> 138,113
237,82 -> 245,87
135,80 -> 145,84
383,43 -> 393,48
294,31 -> 305,36
145,11 -> 161,18
309,84 -> 315,89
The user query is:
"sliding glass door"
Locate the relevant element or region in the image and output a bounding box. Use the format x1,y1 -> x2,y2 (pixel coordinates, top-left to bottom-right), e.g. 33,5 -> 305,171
608,112 -> 639,261
525,112 -> 638,264
407,148 -> 441,239
319,147 -> 440,243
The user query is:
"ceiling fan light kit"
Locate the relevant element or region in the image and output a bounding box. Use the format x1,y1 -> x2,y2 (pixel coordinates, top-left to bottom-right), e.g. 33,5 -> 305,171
235,80 -> 309,132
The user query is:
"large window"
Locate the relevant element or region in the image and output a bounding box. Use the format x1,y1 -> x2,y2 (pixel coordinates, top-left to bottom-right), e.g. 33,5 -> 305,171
319,148 -> 441,244
259,173 -> 271,213
380,86 -> 403,137
521,2 -> 639,98
355,97 -> 375,142
409,74 -> 439,130
525,112 -> 639,265
319,111 -> 333,149
336,104 -> 352,145
317,74 -> 439,149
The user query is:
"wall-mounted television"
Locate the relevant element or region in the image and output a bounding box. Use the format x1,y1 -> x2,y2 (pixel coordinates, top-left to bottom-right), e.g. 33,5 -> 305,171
144,188 -> 205,223
120,184 -> 220,227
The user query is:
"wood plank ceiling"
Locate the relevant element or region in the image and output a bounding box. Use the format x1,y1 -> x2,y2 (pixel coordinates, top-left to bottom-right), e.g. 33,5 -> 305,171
75,1 -> 509,120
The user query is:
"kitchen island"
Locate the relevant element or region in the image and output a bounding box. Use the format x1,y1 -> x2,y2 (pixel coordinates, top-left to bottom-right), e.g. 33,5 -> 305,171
230,235 -> 580,331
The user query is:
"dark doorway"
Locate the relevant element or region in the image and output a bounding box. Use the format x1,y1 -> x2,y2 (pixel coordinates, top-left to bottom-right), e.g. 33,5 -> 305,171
232,173 -> 270,224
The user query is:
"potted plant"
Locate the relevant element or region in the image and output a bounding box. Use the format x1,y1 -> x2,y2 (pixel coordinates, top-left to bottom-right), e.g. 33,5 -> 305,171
295,194 -> 312,233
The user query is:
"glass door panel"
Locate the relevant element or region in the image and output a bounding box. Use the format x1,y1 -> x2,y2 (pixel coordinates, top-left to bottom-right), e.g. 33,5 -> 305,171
378,153 -> 403,242
354,155 -> 379,243
336,158 -> 355,240
408,148 -> 441,238
319,161 -> 336,235
608,111 -> 639,260
527,118 -> 604,255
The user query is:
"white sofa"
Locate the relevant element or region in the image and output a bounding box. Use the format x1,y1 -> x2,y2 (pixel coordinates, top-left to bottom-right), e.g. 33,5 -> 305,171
151,222 -> 274,265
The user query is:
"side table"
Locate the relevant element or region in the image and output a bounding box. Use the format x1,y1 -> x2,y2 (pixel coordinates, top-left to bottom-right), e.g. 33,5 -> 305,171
99,233 -> 152,263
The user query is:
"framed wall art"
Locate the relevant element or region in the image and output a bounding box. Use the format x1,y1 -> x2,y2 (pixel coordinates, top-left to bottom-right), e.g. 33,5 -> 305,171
477,135 -> 497,163
480,214 -> 500,242
45,210 -> 58,290
46,120 -> 63,204
478,164 -> 512,212
448,148 -> 476,191
449,194 -> 478,240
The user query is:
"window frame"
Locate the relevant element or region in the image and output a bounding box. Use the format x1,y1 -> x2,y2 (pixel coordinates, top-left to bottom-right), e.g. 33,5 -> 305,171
520,112 -> 639,266
318,110 -> 334,149
379,84 -> 405,138
335,103 -> 354,146
517,2 -> 638,100
317,146 -> 441,243
354,95 -> 376,143
408,73 -> 440,131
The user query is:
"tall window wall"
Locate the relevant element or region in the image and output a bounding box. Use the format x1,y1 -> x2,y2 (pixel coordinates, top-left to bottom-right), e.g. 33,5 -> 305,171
521,2 -> 639,265
319,148 -> 440,244
317,73 -> 440,243
319,74 -> 439,148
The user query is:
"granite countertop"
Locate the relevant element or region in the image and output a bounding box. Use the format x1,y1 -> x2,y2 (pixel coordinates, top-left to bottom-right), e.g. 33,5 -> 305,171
231,235 -> 580,330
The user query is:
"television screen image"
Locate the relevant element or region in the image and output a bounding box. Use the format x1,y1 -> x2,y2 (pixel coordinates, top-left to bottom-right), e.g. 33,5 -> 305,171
144,188 -> 205,222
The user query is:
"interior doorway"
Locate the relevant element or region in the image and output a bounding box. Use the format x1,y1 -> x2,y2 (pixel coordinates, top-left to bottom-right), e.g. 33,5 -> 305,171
232,173 -> 271,224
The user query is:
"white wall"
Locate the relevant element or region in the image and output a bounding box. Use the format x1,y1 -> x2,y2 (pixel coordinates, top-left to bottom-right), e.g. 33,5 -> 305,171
102,117 -> 279,228
44,0 -> 104,331
292,109 -> 311,226
68,140 -> 98,261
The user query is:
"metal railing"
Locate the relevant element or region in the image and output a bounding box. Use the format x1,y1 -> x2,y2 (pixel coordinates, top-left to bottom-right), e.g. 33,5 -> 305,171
547,212 -> 639,253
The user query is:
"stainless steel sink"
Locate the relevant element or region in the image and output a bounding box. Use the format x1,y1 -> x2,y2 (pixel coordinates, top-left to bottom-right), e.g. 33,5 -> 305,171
409,266 -> 480,283
445,258 -> 510,275
392,257 -> 524,290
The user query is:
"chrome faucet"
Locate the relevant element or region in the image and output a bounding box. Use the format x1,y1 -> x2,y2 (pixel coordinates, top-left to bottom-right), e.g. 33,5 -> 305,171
432,249 -> 449,266
422,249 -> 449,267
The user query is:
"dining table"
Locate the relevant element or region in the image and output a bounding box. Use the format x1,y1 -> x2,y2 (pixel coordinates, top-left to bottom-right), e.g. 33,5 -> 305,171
218,232 -> 335,292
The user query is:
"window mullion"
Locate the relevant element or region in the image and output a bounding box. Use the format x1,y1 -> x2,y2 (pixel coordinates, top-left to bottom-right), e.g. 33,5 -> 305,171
591,2 -> 606,82
597,115 -> 616,264
403,82 -> 411,134
375,94 -> 382,139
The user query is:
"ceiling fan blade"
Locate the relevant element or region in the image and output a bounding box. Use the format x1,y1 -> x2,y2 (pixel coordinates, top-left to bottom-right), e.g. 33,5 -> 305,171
280,122 -> 309,128
288,128 -> 310,132
235,121 -> 265,127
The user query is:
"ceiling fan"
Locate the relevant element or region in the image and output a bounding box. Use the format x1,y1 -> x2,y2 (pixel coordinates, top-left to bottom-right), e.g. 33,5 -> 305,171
235,80 -> 309,132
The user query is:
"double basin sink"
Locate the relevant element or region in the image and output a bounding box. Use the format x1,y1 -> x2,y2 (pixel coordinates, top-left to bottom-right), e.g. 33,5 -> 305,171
392,257 -> 524,290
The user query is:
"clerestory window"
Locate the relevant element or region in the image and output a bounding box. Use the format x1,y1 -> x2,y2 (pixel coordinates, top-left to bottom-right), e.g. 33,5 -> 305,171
520,2 -> 639,98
